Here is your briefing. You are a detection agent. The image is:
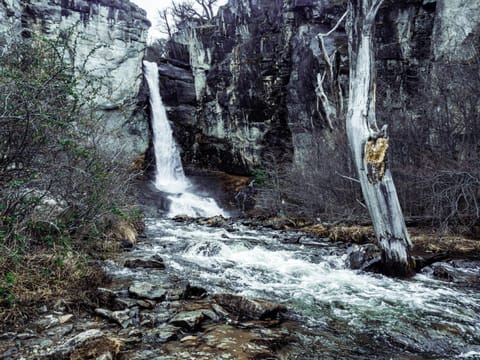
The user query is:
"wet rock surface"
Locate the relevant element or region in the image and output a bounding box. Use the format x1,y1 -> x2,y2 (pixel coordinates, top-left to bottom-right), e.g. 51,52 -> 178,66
213,294 -> 287,321
124,254 -> 166,269
346,243 -> 382,272
423,260 -> 480,287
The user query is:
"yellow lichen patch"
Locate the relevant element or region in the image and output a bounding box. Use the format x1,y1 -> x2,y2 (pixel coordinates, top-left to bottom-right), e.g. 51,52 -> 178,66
365,137 -> 389,183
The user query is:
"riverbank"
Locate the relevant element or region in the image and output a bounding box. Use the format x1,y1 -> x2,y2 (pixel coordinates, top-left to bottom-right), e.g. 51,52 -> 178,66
1,214 -> 479,359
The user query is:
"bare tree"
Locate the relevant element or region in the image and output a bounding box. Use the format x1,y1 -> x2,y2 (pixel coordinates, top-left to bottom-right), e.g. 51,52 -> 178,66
158,8 -> 173,39
316,11 -> 347,130
345,0 -> 413,276
172,0 -> 216,23
161,0 -> 218,33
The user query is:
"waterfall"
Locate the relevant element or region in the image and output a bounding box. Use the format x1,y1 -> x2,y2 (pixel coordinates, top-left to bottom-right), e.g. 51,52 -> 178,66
143,61 -> 227,218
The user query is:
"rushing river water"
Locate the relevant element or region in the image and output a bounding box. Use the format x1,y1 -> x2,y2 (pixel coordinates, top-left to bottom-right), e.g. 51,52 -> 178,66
132,218 -> 480,359
140,58 -> 480,359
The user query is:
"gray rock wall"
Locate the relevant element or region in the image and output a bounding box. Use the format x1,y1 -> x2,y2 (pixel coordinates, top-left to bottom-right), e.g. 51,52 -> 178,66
0,0 -> 150,160
152,0 -> 480,175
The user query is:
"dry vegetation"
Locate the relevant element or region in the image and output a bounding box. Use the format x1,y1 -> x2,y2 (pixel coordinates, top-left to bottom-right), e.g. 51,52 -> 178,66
252,60 -> 480,237
0,32 -> 142,324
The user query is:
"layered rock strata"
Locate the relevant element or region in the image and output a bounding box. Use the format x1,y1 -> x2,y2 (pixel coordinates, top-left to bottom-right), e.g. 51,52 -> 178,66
0,0 -> 151,160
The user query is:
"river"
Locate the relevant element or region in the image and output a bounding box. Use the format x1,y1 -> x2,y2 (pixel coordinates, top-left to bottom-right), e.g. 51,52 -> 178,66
114,216 -> 480,359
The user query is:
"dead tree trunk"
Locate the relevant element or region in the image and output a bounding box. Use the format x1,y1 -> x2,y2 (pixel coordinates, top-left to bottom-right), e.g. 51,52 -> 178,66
346,0 -> 414,276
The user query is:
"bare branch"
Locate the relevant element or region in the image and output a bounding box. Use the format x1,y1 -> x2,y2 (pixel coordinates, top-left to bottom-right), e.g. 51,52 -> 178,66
317,10 -> 349,38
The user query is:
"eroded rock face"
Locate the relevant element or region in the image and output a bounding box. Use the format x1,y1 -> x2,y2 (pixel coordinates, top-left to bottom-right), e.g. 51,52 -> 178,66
0,0 -> 150,160
151,0 -> 480,175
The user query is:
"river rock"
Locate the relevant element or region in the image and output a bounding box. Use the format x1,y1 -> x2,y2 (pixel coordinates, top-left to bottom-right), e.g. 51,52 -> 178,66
46,324 -> 74,338
166,280 -> 190,301
34,315 -> 60,330
165,280 -> 206,301
44,329 -> 104,358
136,299 -> 156,309
197,215 -> 228,227
58,314 -> 73,324
124,254 -> 165,269
95,307 -> 139,328
16,330 -> 36,340
346,244 -> 382,272
140,308 -> 171,327
96,287 -> 118,309
211,303 -> 229,319
143,324 -> 180,344
129,281 -> 167,300
114,297 -> 138,310
428,260 -> 480,286
213,294 -> 287,320
169,310 -> 206,330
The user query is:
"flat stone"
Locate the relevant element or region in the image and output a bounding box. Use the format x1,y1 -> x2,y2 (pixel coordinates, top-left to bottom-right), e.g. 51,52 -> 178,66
129,281 -> 167,300
140,310 -> 171,327
95,307 -> 139,328
124,254 -> 165,269
37,339 -> 54,348
114,297 -> 138,310
213,294 -> 287,320
44,329 -> 104,358
143,324 -> 179,344
169,310 -> 206,330
34,314 -> 59,330
46,324 -> 74,337
136,299 -> 156,309
201,309 -> 221,322
118,328 -> 142,344
211,303 -> 229,319
59,314 -> 73,324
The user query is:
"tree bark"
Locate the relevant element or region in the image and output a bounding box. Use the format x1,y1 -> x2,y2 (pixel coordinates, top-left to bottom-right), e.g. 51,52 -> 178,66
346,0 -> 414,276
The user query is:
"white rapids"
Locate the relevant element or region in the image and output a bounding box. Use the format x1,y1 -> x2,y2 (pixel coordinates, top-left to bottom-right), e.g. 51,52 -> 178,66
131,218 -> 480,359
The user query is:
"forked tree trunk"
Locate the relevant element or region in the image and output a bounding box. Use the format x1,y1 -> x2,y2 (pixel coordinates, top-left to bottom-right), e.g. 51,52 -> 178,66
346,0 -> 414,276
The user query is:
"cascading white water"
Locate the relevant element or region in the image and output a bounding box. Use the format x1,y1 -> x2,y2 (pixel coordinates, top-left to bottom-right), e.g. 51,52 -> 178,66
137,218 -> 480,358
143,61 -> 227,218
143,61 -> 188,193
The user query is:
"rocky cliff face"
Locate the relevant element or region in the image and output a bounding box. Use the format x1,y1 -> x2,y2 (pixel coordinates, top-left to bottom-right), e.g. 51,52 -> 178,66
0,0 -> 150,160
153,0 -> 480,177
